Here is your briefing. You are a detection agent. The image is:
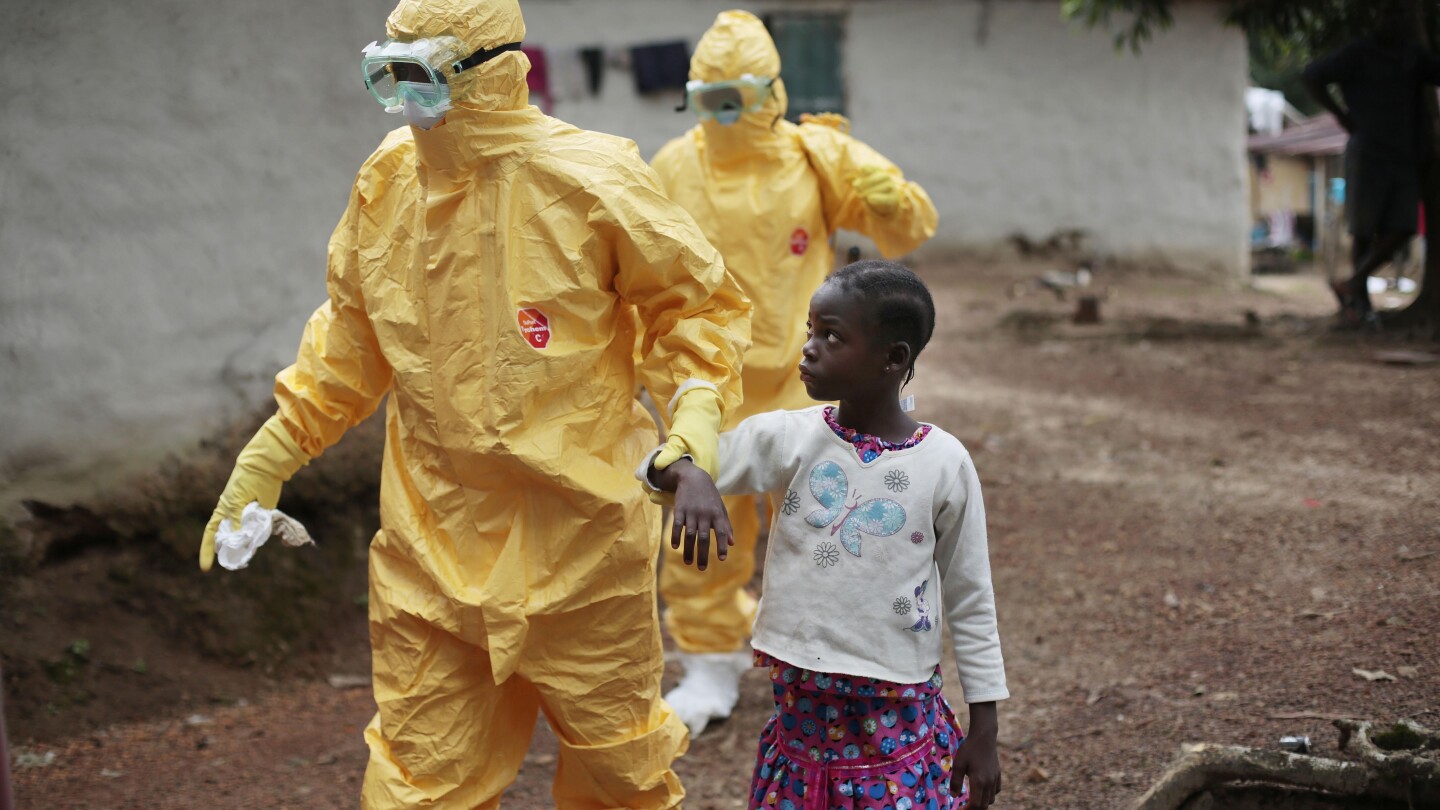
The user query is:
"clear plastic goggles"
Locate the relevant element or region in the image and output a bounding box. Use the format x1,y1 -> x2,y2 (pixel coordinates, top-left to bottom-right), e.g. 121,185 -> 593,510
361,36 -> 523,113
683,74 -> 775,124
362,37 -> 467,113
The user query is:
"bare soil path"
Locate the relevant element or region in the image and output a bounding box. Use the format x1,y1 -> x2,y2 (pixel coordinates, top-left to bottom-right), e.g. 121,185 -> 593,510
10,261 -> 1439,808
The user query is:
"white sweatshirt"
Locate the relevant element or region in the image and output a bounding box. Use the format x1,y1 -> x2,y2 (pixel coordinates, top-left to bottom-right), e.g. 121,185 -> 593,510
692,406 -> 1007,702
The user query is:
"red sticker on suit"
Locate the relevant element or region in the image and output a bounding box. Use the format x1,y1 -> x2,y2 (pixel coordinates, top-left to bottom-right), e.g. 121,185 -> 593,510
790,228 -> 809,256
518,308 -> 550,349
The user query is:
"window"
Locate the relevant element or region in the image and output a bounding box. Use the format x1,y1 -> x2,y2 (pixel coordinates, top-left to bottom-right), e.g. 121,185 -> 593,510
764,12 -> 846,122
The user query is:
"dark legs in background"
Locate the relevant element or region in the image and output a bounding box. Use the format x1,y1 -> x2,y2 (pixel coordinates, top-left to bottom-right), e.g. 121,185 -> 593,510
1333,230 -> 1413,328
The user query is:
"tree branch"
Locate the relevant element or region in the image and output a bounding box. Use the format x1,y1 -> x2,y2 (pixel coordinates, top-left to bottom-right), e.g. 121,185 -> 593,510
1132,720 -> 1440,810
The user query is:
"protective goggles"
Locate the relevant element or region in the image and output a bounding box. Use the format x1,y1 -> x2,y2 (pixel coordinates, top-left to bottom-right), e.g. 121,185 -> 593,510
362,36 -> 522,112
677,74 -> 775,124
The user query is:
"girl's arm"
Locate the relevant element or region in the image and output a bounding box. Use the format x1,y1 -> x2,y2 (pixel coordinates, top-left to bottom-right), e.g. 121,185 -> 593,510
640,409 -> 796,498
954,701 -> 1001,809
933,448 -> 1008,807
933,451 -> 1008,703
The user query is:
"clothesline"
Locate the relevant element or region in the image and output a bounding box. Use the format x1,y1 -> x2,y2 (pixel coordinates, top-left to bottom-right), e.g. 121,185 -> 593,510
523,41 -> 690,112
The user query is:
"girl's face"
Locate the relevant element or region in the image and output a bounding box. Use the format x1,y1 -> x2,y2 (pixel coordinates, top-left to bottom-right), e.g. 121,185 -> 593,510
799,283 -> 893,402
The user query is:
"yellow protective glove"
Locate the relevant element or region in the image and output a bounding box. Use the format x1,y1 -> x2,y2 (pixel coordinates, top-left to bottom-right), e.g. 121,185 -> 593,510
653,387 -> 724,481
199,415 -> 312,572
852,166 -> 902,217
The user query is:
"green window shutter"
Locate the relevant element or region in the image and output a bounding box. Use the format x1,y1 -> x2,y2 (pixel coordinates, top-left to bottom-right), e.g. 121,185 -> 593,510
766,13 -> 846,122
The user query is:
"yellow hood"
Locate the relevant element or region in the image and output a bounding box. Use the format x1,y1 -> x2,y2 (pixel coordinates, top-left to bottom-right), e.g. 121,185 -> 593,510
386,0 -> 529,112
691,10 -> 780,82
691,10 -> 789,157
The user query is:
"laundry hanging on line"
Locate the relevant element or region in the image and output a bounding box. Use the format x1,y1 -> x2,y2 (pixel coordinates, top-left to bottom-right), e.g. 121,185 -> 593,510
519,41 -> 685,104
549,47 -> 589,102
523,46 -> 551,112
629,41 -> 690,94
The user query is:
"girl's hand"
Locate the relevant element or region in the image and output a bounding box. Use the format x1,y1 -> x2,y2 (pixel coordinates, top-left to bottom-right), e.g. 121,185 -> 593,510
661,459 -> 734,571
954,702 -> 1001,808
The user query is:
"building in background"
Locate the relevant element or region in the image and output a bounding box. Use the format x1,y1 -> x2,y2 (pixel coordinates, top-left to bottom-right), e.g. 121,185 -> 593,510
1247,111 -> 1425,293
1246,113 -> 1346,272
0,0 -> 1248,518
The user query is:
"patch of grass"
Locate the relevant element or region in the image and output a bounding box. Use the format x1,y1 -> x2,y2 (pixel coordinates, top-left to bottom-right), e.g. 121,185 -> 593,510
42,639 -> 92,688
0,517 -> 21,611
997,309 -> 1065,337
1372,723 -> 1427,752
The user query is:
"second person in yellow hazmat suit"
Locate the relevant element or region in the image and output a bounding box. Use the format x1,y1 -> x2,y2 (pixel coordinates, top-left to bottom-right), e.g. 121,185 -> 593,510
650,9 -> 938,737
198,0 -> 751,806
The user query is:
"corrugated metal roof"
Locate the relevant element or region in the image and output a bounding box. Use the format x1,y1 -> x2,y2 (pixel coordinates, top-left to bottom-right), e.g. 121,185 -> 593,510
1247,114 -> 1347,157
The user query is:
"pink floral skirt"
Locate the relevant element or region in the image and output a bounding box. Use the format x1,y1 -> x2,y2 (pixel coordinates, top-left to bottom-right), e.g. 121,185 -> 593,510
748,653 -> 967,810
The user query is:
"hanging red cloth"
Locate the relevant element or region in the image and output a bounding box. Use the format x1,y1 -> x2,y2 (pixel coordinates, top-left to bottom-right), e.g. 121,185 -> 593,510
523,46 -> 551,113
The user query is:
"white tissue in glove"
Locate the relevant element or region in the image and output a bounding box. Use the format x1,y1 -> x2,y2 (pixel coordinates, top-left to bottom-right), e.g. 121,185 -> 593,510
216,502 -> 314,571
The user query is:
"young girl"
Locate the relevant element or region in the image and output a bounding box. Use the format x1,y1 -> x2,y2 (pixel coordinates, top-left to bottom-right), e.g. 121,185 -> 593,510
646,260 -> 1007,809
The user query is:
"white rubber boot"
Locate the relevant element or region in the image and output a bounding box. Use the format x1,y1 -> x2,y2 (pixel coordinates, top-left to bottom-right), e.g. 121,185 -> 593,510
664,651 -> 753,738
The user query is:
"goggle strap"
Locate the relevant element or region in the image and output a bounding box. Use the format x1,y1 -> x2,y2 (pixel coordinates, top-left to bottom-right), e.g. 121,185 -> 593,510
453,41 -> 523,75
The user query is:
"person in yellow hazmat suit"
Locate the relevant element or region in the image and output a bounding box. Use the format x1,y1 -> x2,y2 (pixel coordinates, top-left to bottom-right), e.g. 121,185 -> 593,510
650,9 -> 939,737
197,0 -> 751,806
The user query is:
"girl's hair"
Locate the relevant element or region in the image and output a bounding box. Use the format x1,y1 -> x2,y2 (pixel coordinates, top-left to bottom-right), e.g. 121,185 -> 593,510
825,260 -> 935,385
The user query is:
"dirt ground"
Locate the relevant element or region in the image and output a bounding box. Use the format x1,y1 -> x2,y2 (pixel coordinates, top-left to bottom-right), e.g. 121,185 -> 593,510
7,259 -> 1439,809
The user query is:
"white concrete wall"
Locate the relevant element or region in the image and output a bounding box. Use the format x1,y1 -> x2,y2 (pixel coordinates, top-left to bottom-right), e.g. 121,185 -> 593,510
0,0 -> 1247,514
853,1 -> 1248,273
526,0 -> 1249,276
0,0 -> 396,514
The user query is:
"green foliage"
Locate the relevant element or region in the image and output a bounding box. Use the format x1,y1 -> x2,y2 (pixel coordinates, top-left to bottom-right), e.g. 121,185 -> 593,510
1061,0 -> 1174,52
1226,0 -> 1421,56
1372,722 -> 1426,751
1249,37 -> 1321,115
1064,0 -> 1436,56
0,518 -> 20,611
42,640 -> 93,687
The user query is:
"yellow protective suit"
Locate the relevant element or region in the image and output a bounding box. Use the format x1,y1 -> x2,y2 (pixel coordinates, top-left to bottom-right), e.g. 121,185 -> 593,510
240,1 -> 750,805
651,10 -> 938,655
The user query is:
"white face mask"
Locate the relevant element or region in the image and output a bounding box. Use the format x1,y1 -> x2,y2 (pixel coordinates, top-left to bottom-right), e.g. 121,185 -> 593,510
712,107 -> 742,126
402,97 -> 447,130
399,82 -> 448,130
